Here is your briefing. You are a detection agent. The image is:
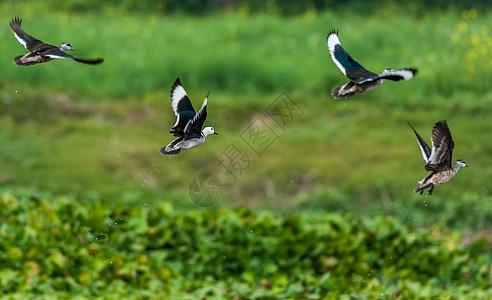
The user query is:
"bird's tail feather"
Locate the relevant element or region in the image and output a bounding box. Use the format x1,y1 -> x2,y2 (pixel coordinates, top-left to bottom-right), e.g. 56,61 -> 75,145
414,183 -> 432,193
14,55 -> 36,66
160,146 -> 181,155
331,83 -> 355,99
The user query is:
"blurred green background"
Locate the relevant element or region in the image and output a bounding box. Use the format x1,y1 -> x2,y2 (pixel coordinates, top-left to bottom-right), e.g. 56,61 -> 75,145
0,0 -> 492,298
1,0 -> 490,223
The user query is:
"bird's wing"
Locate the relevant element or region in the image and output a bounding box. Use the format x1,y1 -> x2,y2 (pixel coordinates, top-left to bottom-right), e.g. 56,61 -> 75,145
44,49 -> 76,59
408,121 -> 432,163
171,78 -> 195,116
378,68 -> 418,81
426,121 -> 454,171
72,57 -> 104,64
184,96 -> 208,139
45,50 -> 103,65
326,29 -> 378,84
9,17 -> 45,52
170,78 -> 196,132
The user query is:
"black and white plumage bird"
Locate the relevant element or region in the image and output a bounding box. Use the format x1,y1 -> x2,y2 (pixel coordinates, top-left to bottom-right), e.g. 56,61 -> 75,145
408,121 -> 468,195
9,17 -> 103,66
160,78 -> 218,155
326,29 -> 417,99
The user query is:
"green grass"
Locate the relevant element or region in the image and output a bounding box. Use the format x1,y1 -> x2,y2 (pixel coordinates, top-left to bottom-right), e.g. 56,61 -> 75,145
0,2 -> 491,226
1,3 -> 491,97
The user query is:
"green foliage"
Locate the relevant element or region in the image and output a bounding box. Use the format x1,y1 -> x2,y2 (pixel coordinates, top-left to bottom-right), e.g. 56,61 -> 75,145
0,192 -> 491,298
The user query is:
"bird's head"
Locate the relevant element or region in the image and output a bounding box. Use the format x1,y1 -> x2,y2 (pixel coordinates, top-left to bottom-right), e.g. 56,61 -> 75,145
60,43 -> 74,51
202,126 -> 218,137
455,159 -> 469,168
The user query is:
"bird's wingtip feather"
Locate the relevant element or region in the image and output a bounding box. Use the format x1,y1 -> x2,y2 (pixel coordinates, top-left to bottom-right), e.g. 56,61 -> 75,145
327,29 -> 338,37
10,16 -> 22,25
326,29 -> 339,42
170,77 -> 183,97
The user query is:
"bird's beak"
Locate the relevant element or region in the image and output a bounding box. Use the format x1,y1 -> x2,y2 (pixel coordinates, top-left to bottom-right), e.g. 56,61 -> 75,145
213,132 -> 218,135
465,164 -> 469,167
69,48 -> 75,51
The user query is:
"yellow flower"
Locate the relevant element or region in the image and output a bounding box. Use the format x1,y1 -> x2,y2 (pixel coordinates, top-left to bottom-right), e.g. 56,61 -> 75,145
462,9 -> 477,20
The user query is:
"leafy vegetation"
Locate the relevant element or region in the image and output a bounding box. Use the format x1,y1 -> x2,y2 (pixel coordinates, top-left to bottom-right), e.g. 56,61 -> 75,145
1,192 -> 491,299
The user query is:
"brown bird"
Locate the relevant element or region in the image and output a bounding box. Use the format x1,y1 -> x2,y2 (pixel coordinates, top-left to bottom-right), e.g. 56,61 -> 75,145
9,17 -> 103,66
409,121 -> 468,195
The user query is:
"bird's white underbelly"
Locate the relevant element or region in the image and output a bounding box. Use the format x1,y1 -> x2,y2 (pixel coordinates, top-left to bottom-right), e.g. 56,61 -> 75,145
176,138 -> 204,150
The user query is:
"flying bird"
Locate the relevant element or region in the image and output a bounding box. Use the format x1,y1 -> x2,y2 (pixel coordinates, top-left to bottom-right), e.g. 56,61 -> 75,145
408,121 -> 468,195
160,78 -> 218,155
326,29 -> 417,99
9,17 -> 103,66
